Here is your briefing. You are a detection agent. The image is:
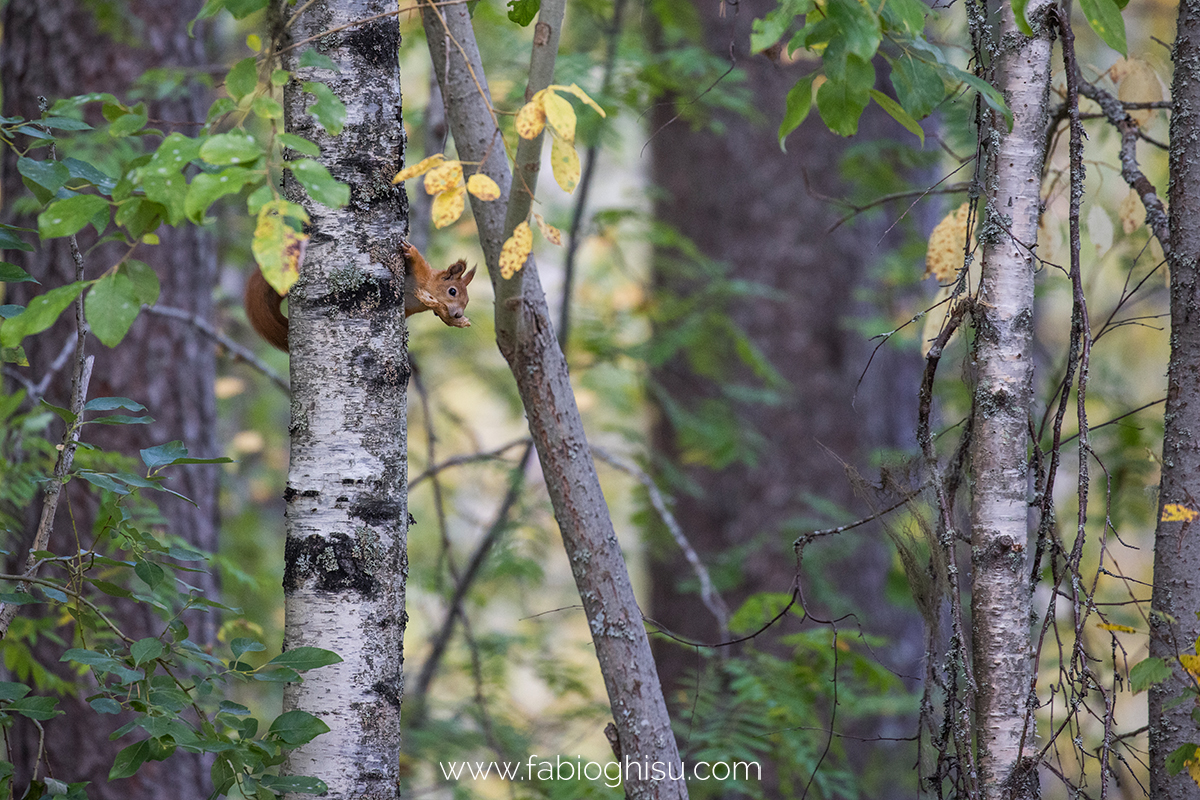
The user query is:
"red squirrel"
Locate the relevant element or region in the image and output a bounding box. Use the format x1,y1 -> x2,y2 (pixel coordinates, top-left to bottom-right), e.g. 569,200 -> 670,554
245,241 -> 476,351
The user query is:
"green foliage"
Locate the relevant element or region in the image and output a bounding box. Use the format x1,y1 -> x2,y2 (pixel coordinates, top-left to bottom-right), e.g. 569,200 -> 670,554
0,399 -> 336,797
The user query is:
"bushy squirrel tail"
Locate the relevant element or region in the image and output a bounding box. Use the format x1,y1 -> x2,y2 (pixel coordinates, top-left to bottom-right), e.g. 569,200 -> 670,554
245,269 -> 289,351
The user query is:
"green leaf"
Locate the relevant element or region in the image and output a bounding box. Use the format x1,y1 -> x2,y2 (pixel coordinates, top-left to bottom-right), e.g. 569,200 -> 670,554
0,229 -> 33,252
1011,0 -> 1034,36
879,0 -> 927,35
0,282 -> 87,348
109,740 -> 152,780
267,710 -> 330,746
6,696 -> 61,721
507,0 -> 540,25
826,0 -> 882,62
298,50 -> 339,72
38,195 -> 109,239
18,157 -> 71,203
779,74 -> 815,151
62,157 -> 117,195
84,397 -> 147,412
185,167 -> 258,223
226,57 -> 258,102
889,53 -> 945,120
1078,0 -> 1127,55
0,263 -> 37,284
122,260 -> 160,306
86,272 -> 142,347
278,133 -> 320,157
231,638 -> 266,660
115,197 -> 164,239
199,132 -> 264,166
942,64 -> 1013,130
41,116 -> 93,131
108,105 -> 148,137
141,440 -> 189,470
130,638 -> 164,666
135,560 -> 165,589
251,96 -> 283,120
226,0 -> 269,18
288,159 -> 349,208
751,0 -> 812,52
0,682 -> 31,702
870,89 -> 924,143
89,697 -> 123,714
1130,656 -> 1173,693
817,55 -> 875,136
268,647 -> 342,671
1168,743 -> 1199,776
302,82 -> 346,136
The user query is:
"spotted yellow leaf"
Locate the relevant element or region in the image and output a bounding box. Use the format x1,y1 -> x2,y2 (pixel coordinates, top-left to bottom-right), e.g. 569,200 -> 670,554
1112,57 -> 1163,126
1182,653 -> 1200,680
393,153 -> 446,184
926,203 -> 972,282
1097,623 -> 1138,633
251,200 -> 309,295
544,90 -> 577,144
431,186 -> 466,229
1119,188 -> 1144,234
466,173 -> 501,201
515,91 -> 547,139
555,83 -> 607,118
500,221 -> 533,279
1162,503 -> 1200,523
1189,757 -> 1200,790
424,161 -> 463,195
533,213 -> 562,246
550,136 -> 580,193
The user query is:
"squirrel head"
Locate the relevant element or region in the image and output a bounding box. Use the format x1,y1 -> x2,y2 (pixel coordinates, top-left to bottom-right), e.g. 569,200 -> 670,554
415,259 -> 476,328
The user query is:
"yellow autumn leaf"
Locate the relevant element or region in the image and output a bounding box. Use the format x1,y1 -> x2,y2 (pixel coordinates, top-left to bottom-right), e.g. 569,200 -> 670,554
1118,188 -> 1144,234
533,213 -> 562,246
550,136 -> 580,193
424,161 -> 463,195
1161,503 -> 1200,523
466,173 -> 501,201
544,90 -> 577,144
1188,757 -> 1200,789
1096,623 -> 1138,634
1113,57 -> 1163,126
500,221 -> 533,279
555,83 -> 607,118
252,199 -> 310,295
393,153 -> 446,184
515,90 -> 548,139
431,186 -> 466,229
925,203 -> 972,282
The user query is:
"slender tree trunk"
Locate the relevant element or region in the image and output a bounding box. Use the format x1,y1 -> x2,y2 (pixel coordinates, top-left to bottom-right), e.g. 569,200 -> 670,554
968,2 -> 1053,797
1149,0 -> 1200,796
0,1 -> 218,797
276,1 -> 408,797
418,2 -> 687,796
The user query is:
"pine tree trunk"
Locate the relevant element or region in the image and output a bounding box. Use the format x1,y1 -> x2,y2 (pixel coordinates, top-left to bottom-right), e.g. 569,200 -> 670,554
1,1 -> 218,797
276,1 -> 408,797
1149,0 -> 1200,796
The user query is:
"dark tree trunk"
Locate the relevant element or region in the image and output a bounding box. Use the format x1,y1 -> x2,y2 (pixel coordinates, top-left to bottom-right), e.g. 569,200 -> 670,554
1,1 -> 218,797
1149,0 -> 1200,796
648,0 -> 924,791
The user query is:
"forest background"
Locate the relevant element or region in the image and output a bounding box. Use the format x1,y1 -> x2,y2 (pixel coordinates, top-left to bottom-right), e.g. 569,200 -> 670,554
0,0 -> 1193,797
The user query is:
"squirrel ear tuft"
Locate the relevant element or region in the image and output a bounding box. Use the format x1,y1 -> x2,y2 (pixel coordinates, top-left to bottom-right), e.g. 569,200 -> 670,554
444,259 -> 468,279
463,266 -> 476,285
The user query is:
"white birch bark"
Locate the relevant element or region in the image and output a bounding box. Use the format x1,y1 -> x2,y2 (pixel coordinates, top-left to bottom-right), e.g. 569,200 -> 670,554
418,2 -> 688,797
277,0 -> 408,797
970,1 -> 1053,797
1150,0 -> 1200,795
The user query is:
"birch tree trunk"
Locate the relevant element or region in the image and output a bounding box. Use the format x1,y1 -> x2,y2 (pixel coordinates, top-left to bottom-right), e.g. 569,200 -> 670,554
1149,0 -> 1200,795
277,1 -> 408,797
969,2 -> 1053,798
419,2 -> 687,796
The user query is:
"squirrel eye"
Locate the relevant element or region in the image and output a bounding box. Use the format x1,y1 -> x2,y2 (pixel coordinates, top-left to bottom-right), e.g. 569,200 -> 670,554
448,288 -> 457,296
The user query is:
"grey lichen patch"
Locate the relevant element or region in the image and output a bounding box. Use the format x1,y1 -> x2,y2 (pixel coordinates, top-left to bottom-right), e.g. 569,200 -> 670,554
283,531 -> 383,596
